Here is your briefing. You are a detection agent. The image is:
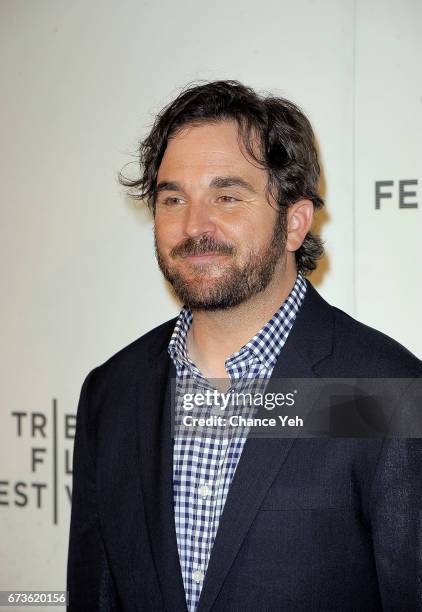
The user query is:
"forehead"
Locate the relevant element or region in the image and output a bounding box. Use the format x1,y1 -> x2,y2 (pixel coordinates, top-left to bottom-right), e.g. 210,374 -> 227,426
156,120 -> 266,186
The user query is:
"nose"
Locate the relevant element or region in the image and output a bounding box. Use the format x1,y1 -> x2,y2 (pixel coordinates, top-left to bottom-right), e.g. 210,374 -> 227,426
183,201 -> 217,238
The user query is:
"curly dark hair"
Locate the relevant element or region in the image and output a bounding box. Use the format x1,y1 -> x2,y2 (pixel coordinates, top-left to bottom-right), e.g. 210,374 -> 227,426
119,80 -> 325,275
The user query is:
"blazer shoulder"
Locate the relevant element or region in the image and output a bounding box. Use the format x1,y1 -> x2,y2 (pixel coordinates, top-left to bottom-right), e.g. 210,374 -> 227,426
329,305 -> 422,377
84,316 -> 178,388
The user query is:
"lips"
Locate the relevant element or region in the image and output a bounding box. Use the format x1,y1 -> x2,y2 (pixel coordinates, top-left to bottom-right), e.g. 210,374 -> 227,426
170,236 -> 235,260
182,252 -> 228,262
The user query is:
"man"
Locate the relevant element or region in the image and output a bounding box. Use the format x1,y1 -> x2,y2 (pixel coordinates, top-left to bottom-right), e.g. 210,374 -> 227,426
67,81 -> 422,611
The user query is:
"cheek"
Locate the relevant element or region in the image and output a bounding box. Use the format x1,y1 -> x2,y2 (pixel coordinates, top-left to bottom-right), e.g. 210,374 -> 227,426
220,215 -> 274,248
155,216 -> 181,248
219,211 -> 255,238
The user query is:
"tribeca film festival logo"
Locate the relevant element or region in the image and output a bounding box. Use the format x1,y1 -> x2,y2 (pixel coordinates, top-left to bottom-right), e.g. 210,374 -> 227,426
375,179 -> 420,209
0,400 -> 75,524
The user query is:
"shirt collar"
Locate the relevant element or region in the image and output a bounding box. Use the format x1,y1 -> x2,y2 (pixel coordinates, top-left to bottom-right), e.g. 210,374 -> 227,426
168,273 -> 307,375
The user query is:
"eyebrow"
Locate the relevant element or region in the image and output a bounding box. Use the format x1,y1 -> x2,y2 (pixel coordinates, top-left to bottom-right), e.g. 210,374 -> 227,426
209,176 -> 257,193
155,175 -> 258,195
155,181 -> 182,194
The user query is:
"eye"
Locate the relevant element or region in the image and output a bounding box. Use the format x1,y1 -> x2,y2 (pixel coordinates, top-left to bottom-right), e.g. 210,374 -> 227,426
162,196 -> 184,206
218,195 -> 239,203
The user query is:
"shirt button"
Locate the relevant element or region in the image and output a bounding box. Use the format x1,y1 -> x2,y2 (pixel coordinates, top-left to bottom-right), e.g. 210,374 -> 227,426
192,570 -> 204,583
198,484 -> 210,499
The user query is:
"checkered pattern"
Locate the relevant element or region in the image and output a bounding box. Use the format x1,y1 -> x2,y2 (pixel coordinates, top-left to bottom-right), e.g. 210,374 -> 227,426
169,274 -> 307,612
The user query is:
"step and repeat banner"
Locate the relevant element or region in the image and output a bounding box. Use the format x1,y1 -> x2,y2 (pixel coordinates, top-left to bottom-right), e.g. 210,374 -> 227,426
354,2 -> 421,357
1,0 -> 420,605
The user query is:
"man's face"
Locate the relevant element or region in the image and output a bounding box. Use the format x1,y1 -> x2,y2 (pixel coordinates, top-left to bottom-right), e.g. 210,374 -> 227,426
154,120 -> 287,310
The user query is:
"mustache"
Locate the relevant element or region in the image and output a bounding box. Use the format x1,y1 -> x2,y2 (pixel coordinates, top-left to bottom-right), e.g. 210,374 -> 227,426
170,235 -> 236,258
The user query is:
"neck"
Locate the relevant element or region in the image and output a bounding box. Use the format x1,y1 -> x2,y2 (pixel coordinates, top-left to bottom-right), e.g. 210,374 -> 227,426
186,255 -> 298,379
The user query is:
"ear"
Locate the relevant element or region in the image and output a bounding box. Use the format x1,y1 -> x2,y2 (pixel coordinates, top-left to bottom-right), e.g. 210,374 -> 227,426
285,199 -> 314,252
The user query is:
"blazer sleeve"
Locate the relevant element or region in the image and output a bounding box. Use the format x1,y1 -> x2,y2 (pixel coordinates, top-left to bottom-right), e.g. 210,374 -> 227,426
369,380 -> 422,612
67,369 -> 119,611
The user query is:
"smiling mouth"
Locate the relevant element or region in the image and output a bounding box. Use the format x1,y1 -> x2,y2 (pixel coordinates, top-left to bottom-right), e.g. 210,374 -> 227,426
182,252 -> 229,262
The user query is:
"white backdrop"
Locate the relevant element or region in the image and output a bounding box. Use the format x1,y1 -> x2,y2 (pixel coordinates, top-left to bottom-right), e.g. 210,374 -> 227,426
0,0 -> 420,605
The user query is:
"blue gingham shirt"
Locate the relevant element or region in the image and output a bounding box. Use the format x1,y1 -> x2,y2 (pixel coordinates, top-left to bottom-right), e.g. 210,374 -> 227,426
168,274 -> 307,611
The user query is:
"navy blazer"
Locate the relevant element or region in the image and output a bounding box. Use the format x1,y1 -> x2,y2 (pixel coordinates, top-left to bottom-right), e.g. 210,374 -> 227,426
67,281 -> 422,611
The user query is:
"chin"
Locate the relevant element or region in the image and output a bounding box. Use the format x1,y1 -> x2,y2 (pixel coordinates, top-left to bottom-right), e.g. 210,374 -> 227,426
176,267 -> 227,285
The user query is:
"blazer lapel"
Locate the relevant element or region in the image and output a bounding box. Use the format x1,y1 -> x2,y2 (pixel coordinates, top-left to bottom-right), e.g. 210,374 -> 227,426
136,327 -> 188,612
197,281 -> 335,612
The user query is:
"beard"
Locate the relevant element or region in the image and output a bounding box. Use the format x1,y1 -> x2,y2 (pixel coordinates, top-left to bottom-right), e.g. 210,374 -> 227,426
154,212 -> 287,311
